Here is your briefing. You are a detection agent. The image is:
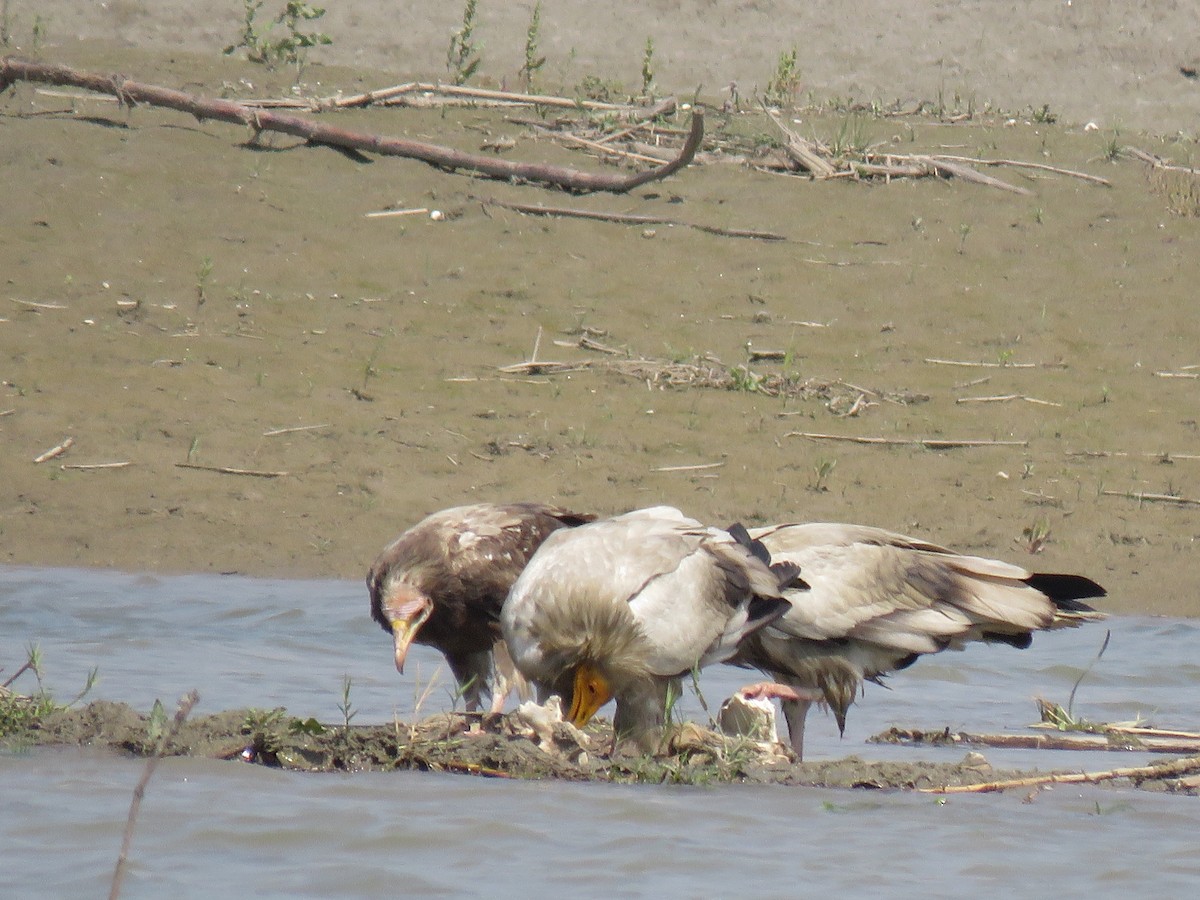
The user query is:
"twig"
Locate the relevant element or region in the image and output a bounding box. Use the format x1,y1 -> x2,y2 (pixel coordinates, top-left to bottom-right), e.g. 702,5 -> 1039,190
927,154 -> 1112,187
956,393 -> 1062,407
364,207 -> 430,219
483,198 -> 787,241
175,462 -> 288,478
919,754 -> 1200,794
10,297 -> 68,310
883,728 -> 1200,754
110,690 -> 200,900
262,424 -> 331,436
788,432 -> 1028,449
33,436 -> 74,464
926,357 -> 1037,369
1101,489 -> 1200,506
1,408 -> 16,418
651,461 -> 726,473
1069,450 -> 1200,461
61,461 -> 132,470
0,59 -> 701,195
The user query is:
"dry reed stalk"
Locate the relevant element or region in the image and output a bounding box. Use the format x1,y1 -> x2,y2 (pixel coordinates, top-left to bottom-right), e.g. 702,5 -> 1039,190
788,432 -> 1028,449
262,424 -> 331,436
1101,489 -> 1200,506
919,754 -> 1200,795
109,691 -> 200,900
175,462 -> 288,478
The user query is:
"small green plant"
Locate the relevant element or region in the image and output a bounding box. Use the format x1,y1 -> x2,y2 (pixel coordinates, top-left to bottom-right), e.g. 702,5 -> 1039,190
956,222 -> 972,254
242,707 -> 288,756
1030,103 -> 1057,124
728,365 -> 762,393
811,457 -> 837,492
1101,128 -> 1122,162
519,2 -> 545,93
764,47 -> 800,108
640,36 -> 656,97
446,0 -> 482,85
196,256 -> 213,307
2,646 -> 96,738
30,13 -> 46,54
224,1 -> 332,71
338,674 -> 357,732
1021,516 -> 1050,554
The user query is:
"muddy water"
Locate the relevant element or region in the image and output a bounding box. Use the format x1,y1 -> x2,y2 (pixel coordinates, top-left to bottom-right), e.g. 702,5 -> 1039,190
3,565 -> 1199,895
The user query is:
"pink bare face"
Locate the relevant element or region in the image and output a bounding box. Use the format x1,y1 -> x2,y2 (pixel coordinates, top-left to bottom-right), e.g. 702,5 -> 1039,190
385,585 -> 433,673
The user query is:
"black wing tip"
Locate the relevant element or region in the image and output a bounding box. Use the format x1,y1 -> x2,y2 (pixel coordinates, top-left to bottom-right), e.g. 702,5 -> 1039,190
746,595 -> 792,630
770,561 -> 808,592
1026,573 -> 1107,609
726,522 -> 771,566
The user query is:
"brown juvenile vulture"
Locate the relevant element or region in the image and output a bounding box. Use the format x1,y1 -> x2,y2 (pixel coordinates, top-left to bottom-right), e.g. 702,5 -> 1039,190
368,502 -> 593,713
730,521 -> 1107,760
500,506 -> 800,751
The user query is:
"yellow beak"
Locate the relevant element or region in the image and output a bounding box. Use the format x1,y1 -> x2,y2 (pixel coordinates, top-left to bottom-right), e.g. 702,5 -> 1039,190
391,619 -> 419,673
567,663 -> 612,727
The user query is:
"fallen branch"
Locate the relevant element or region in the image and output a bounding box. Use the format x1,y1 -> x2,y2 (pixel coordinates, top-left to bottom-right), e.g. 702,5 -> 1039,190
175,462 -> 288,478
0,58 -> 701,194
482,197 -> 787,241
919,754 -> 1200,794
788,432 -> 1028,449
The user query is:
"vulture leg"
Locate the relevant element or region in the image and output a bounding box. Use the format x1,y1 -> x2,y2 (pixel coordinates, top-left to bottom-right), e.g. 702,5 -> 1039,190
612,677 -> 675,755
448,649 -> 495,714
490,640 -> 531,715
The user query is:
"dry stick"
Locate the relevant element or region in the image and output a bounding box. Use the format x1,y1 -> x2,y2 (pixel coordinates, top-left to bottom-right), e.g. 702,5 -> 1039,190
110,690 -> 200,900
0,59 -> 702,194
175,462 -> 288,478
483,198 -> 787,242
364,207 -> 429,219
885,728 -> 1200,754
788,432 -> 1028,449
651,461 -> 726,473
926,357 -> 1038,368
919,754 -> 1200,795
956,393 -> 1063,407
1,408 -> 16,417
1101,489 -> 1200,506
927,154 -> 1112,187
10,297 -> 68,310
61,461 -> 132,470
1069,449 -> 1200,461
909,155 -> 1033,195
262,423 -> 331,436
33,436 -> 74,463
764,108 -> 838,178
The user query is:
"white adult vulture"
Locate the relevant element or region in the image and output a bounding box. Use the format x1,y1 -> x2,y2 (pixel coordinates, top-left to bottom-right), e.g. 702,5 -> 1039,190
501,506 -> 800,751
730,521 -> 1106,760
368,502 -> 593,713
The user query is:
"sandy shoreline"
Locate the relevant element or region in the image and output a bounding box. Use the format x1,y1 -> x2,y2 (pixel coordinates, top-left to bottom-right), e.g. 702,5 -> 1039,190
2,2 -> 1198,618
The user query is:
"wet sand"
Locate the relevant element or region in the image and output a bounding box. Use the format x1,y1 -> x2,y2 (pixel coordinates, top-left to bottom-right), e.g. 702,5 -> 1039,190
2,1 -> 1199,618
